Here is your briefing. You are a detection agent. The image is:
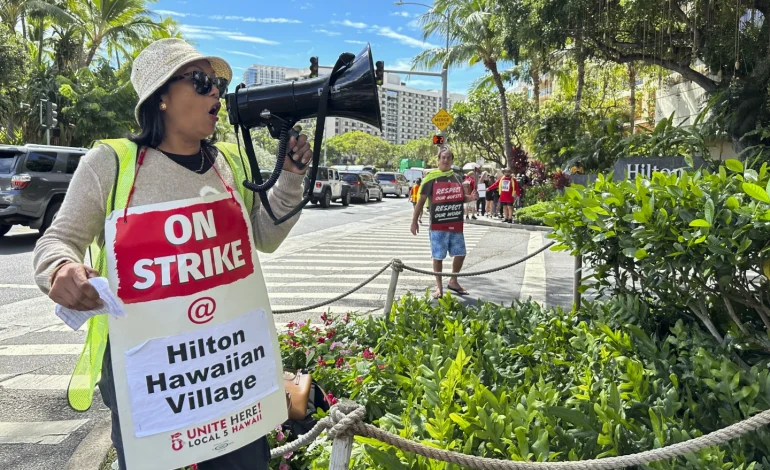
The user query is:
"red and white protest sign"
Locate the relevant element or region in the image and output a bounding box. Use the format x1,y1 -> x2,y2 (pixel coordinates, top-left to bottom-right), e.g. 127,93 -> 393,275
105,192 -> 286,470
430,181 -> 465,232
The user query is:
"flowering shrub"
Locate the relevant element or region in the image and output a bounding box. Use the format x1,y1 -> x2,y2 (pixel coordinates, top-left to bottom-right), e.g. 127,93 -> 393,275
267,294 -> 770,469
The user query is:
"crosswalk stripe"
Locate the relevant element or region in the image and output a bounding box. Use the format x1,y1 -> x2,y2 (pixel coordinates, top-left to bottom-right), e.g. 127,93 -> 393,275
0,374 -> 70,390
0,344 -> 82,356
271,292 -> 386,301
35,324 -> 87,333
0,284 -> 39,289
266,282 -> 429,289
262,266 -> 421,272
263,273 -> 433,281
272,305 -> 382,314
264,259 -> 434,265
0,420 -> 89,445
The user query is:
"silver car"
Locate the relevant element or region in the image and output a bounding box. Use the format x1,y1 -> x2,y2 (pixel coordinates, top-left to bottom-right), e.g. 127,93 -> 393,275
375,172 -> 410,197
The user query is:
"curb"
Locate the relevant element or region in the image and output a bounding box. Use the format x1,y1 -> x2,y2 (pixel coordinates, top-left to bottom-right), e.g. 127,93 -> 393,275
466,218 -> 552,232
66,417 -> 113,470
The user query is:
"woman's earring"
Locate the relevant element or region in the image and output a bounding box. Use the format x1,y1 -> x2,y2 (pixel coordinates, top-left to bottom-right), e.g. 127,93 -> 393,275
160,103 -> 167,111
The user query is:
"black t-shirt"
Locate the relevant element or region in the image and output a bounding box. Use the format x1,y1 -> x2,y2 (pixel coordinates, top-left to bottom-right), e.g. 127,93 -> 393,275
419,170 -> 465,232
159,146 -> 215,174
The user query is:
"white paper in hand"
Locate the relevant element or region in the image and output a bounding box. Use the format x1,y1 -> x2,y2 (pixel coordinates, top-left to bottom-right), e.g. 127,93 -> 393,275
55,277 -> 126,331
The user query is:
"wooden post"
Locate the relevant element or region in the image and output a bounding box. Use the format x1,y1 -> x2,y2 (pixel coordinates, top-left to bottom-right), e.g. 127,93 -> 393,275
383,262 -> 401,326
573,255 -> 582,308
329,435 -> 354,470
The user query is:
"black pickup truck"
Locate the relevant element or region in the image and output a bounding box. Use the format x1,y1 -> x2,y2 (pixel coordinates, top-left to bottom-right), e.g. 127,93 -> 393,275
0,144 -> 89,237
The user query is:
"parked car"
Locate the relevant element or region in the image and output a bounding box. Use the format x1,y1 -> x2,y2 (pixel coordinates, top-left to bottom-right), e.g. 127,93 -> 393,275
0,143 -> 89,237
340,171 -> 383,203
374,172 -> 410,197
303,166 -> 350,207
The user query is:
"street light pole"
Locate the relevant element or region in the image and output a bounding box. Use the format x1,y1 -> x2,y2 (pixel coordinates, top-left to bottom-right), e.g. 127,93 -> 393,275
394,1 -> 450,110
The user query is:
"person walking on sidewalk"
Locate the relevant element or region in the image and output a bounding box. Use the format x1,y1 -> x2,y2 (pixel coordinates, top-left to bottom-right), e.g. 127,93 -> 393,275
411,147 -> 477,298
488,168 -> 517,223
410,178 -> 423,224
476,171 -> 487,216
32,39 -> 312,470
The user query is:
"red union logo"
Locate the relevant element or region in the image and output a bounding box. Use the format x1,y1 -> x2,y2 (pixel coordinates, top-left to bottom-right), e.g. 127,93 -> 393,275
171,432 -> 183,451
188,297 -> 216,324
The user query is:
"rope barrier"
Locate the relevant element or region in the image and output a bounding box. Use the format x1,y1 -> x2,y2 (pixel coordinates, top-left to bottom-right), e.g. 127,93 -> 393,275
272,402 -> 770,469
398,241 -> 555,277
273,262 -> 394,314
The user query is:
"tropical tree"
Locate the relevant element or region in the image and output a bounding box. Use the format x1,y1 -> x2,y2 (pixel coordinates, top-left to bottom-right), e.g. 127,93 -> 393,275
413,0 -> 515,169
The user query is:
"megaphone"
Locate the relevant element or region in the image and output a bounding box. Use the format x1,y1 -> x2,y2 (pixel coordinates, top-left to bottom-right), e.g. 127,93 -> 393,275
224,44 -> 382,225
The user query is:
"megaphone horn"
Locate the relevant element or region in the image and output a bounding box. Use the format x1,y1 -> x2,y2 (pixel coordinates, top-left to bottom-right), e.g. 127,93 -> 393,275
224,45 -> 382,226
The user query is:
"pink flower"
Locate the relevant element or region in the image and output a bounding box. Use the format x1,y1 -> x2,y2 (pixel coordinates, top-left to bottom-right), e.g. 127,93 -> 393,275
343,312 -> 351,323
283,451 -> 294,460
330,341 -> 343,351
356,376 -> 363,384
298,321 -> 306,328
335,357 -> 344,368
378,364 -> 386,370
276,430 -> 285,441
305,347 -> 315,358
191,465 -> 198,470
326,328 -> 336,339
321,312 -> 333,326
325,391 -> 338,406
317,358 -> 325,368
287,330 -> 295,337
362,348 -> 375,360
280,463 -> 290,470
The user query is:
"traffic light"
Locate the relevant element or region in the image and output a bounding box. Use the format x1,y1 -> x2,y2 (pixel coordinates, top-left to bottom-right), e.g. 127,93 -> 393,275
309,56 -> 319,78
46,101 -> 58,129
375,60 -> 384,86
432,135 -> 444,145
40,99 -> 48,129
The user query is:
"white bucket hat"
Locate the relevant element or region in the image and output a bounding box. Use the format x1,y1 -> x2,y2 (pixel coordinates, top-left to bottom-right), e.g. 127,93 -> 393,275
130,38 -> 232,124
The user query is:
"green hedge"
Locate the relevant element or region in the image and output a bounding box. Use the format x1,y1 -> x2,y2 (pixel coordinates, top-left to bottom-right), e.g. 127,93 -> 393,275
269,295 -> 770,469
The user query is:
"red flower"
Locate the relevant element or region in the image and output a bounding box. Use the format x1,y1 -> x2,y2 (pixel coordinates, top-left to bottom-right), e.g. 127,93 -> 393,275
317,358 -> 325,368
335,356 -> 344,368
317,337 -> 326,344
320,312 -> 334,326
343,312 -> 350,324
287,330 -> 295,337
325,392 -> 338,406
286,321 -> 296,329
326,328 -> 336,339
378,364 -> 386,370
355,376 -> 363,384
362,348 -> 375,360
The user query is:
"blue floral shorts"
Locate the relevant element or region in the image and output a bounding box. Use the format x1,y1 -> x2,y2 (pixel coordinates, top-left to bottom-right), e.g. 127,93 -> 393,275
429,230 -> 466,260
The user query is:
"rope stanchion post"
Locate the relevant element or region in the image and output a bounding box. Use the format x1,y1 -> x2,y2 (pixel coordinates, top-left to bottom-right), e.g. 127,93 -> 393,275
383,259 -> 403,327
329,435 -> 354,469
573,255 -> 582,308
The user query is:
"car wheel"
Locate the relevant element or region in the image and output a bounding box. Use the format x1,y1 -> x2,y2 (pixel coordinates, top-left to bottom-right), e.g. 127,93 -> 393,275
0,225 -> 10,238
40,201 -> 61,235
311,198 -> 318,205
364,190 -> 370,203
376,190 -> 383,202
320,190 -> 331,208
342,190 -> 350,206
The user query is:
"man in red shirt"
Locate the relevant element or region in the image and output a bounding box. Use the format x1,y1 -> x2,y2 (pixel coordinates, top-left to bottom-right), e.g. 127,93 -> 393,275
411,147 -> 478,298
488,168 -> 517,224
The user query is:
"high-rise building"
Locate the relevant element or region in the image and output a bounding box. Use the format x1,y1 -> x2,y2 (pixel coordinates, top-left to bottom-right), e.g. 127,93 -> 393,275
242,65 -> 303,86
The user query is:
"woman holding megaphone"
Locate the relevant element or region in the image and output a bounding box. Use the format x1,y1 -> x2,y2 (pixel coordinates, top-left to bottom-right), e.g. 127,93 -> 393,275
33,39 -> 312,470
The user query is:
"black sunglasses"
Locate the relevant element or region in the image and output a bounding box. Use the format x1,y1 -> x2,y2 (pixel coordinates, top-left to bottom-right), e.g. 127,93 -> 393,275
170,71 -> 229,96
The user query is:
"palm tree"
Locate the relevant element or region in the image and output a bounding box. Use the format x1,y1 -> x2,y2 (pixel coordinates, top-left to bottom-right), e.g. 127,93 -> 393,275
1,0 -> 71,42
413,0 -> 515,169
68,0 -> 159,68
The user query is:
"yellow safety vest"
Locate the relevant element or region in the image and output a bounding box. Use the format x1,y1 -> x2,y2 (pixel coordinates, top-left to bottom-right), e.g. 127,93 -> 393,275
67,139 -> 253,411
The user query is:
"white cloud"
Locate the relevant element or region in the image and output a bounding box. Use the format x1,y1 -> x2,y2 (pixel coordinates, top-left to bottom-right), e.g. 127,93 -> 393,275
391,11 -> 411,17
218,49 -> 264,59
344,40 -> 367,45
300,2 -> 312,9
155,9 -> 195,17
407,19 -> 420,30
252,17 -> 302,23
314,29 -> 341,36
331,19 -> 367,29
232,66 -> 246,71
392,58 -> 414,70
376,27 -> 436,49
179,25 -> 280,45
405,79 -> 439,87
397,26 -> 403,32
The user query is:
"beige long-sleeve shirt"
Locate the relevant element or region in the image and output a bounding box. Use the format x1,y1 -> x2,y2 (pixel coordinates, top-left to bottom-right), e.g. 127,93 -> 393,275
33,144 -> 304,294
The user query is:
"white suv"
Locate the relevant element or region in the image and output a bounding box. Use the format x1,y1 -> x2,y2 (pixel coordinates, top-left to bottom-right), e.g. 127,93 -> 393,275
375,172 -> 410,197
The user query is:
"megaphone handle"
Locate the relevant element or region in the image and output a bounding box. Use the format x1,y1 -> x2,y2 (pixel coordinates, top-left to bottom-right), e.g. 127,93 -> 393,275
286,126 -> 308,170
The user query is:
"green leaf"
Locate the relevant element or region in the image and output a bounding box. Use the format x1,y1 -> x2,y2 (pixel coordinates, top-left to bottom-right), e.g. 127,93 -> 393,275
635,249 -> 648,260
582,208 -> 598,221
704,198 -> 714,224
564,186 -> 581,200
726,196 -> 740,210
742,182 -> 770,203
725,159 -> 744,173
633,211 -> 648,223
689,219 -> 711,228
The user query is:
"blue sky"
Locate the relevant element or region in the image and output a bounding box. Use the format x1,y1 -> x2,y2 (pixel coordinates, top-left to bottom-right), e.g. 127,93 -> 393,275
152,0 -> 486,96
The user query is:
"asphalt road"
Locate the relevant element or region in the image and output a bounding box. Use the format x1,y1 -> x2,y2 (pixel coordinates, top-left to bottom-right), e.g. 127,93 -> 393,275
0,195 -> 574,469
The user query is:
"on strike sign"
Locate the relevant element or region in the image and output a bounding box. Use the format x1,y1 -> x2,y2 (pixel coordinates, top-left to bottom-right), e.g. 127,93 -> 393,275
105,192 -> 287,470
113,197 -> 255,304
